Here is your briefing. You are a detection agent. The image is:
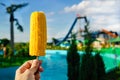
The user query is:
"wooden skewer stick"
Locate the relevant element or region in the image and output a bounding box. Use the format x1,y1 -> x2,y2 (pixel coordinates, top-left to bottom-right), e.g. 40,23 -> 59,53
36,56 -> 39,60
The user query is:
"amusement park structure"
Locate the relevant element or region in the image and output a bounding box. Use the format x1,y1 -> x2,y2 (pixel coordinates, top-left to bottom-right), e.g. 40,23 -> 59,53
101,29 -> 118,38
53,15 -> 118,47
53,16 -> 89,46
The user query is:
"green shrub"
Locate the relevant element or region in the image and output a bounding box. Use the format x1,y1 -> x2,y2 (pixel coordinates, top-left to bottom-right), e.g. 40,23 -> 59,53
67,34 -> 80,80
94,53 -> 106,80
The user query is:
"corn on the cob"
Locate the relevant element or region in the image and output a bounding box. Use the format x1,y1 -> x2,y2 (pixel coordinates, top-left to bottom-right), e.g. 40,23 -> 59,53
29,11 -> 47,56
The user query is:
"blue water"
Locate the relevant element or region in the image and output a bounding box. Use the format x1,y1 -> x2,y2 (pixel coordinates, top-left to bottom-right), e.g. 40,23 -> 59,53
0,50 -> 120,80
40,50 -> 68,80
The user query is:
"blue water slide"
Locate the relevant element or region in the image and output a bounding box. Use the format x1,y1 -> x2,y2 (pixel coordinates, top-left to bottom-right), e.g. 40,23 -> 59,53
55,16 -> 88,45
56,17 -> 78,45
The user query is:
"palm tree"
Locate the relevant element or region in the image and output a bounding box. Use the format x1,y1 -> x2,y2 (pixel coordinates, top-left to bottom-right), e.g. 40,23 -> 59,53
0,3 -> 28,55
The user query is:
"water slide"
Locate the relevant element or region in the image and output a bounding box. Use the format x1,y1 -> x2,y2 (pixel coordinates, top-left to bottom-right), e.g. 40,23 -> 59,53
54,16 -> 88,45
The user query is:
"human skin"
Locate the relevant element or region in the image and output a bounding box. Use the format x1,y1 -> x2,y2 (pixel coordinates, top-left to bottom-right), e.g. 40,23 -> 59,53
15,59 -> 43,80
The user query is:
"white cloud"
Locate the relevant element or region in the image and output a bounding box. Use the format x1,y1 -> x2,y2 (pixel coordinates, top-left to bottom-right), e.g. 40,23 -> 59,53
105,23 -> 120,32
47,18 -> 54,22
46,12 -> 55,23
64,0 -> 120,32
46,12 -> 55,17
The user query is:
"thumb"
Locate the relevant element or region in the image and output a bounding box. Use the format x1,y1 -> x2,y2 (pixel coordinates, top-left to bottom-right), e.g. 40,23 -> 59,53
30,60 -> 39,73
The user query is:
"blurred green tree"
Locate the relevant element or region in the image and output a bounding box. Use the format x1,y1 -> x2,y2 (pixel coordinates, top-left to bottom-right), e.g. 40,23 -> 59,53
67,34 -> 80,80
95,53 -> 106,80
80,53 -> 97,80
80,17 -> 97,80
15,43 -> 29,57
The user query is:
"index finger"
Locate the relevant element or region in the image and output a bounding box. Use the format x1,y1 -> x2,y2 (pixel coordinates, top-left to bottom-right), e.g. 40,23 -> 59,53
17,60 -> 42,73
17,60 -> 33,73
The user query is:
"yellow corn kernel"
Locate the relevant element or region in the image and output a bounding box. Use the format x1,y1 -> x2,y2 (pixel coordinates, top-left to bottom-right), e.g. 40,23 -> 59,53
29,11 -> 47,56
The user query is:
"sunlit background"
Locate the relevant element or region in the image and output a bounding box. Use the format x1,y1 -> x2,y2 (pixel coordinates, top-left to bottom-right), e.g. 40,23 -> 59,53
0,0 -> 120,80
0,0 -> 119,42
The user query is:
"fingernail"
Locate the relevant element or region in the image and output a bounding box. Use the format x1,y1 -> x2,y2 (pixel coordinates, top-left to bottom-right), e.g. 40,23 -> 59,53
33,60 -> 39,65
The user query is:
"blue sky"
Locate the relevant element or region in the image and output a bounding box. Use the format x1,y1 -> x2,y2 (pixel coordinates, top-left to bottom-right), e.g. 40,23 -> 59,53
0,0 -> 120,42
